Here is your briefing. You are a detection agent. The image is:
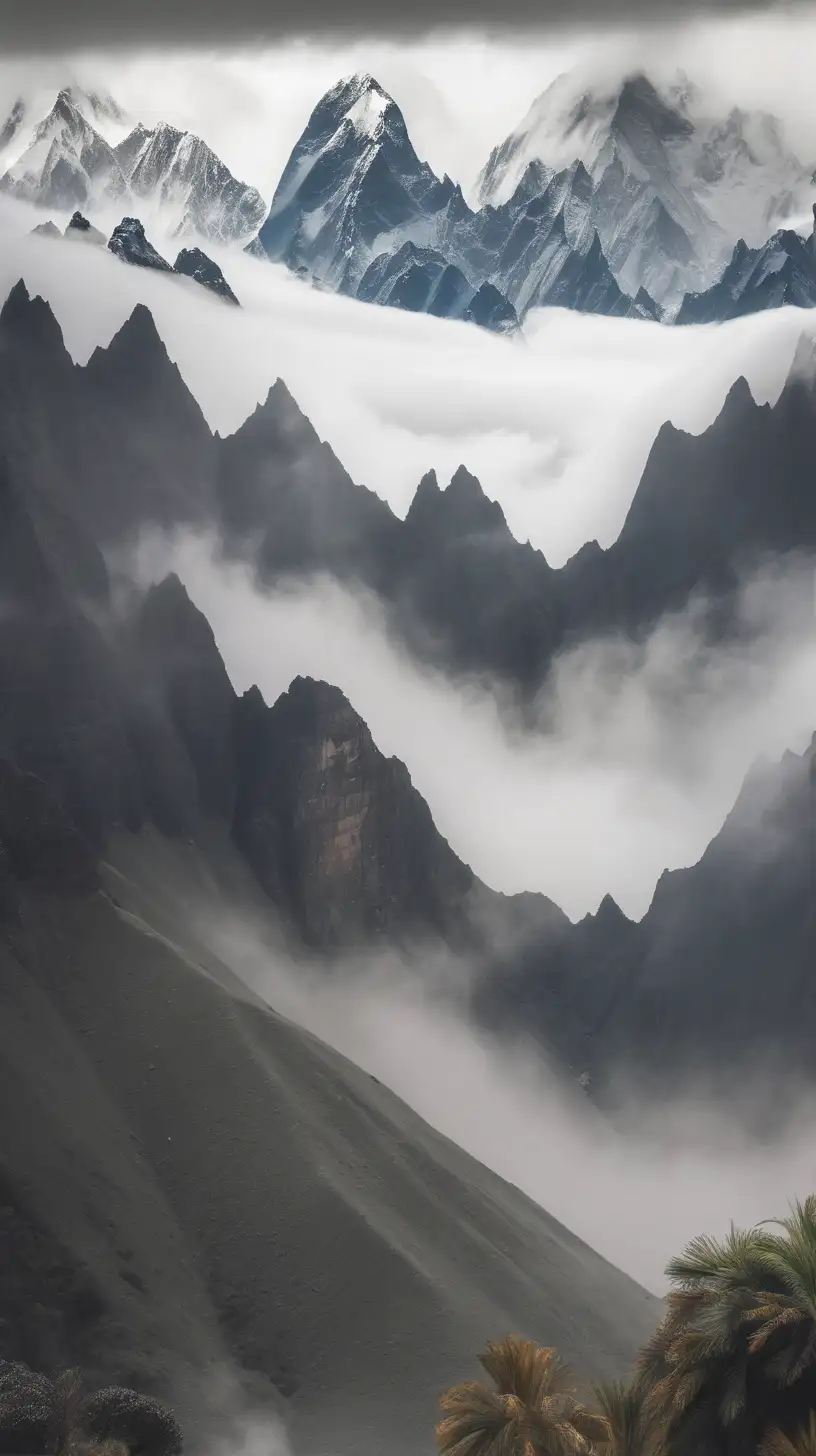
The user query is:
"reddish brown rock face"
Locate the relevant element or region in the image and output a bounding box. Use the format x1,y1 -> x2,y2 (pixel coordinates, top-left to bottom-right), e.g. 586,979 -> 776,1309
233,677 -> 477,948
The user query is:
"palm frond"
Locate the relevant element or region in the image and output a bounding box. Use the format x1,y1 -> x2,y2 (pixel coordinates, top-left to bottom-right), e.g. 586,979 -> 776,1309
759,1414 -> 816,1456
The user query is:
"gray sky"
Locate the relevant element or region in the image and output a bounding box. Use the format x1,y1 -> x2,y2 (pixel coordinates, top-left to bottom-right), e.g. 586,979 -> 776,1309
0,0 -> 797,52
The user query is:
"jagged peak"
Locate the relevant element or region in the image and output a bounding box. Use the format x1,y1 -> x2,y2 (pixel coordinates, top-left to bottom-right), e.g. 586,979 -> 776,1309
785,331 -> 816,387
51,88 -> 85,124
446,465 -> 510,530
1,278 -> 31,312
583,229 -> 606,265
136,572 -> 221,654
720,373 -> 757,413
270,674 -> 361,730
240,683 -> 267,714
260,375 -> 311,422
591,893 -> 630,928
85,302 -> 172,378
0,280 -> 66,352
328,72 -> 389,105
415,468 -> 440,496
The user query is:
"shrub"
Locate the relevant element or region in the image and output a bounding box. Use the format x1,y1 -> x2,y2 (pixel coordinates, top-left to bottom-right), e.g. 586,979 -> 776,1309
76,1389 -> 182,1456
0,1361 -> 55,1454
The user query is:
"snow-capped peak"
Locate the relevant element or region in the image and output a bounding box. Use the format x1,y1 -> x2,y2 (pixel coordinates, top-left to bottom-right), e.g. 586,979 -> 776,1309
344,85 -> 390,139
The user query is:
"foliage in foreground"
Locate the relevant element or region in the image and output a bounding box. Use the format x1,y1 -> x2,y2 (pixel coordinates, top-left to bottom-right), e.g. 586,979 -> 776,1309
0,1363 -> 182,1456
438,1194 -> 816,1456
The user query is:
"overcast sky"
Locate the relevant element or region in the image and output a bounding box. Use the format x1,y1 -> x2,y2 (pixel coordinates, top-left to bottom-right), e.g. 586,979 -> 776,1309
0,0 -> 802,53
4,11 -> 816,193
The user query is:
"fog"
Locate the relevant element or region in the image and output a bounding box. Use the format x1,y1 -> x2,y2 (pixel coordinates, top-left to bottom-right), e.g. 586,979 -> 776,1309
5,14 -> 816,193
191,906 -> 816,1298
2,197 -> 813,568
130,533 -> 816,921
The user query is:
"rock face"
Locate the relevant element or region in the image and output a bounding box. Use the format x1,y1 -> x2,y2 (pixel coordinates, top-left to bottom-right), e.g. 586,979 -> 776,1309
356,240 -> 518,330
258,73 -> 456,292
31,220 -> 61,239
173,246 -> 239,304
255,73 -> 656,326
107,216 -> 172,271
676,221 -> 816,321
482,734 -> 816,1103
479,69 -> 816,305
0,758 -> 98,912
114,121 -> 266,244
0,357 -> 662,1455
64,210 -> 106,245
0,90 -> 128,212
3,278 -> 814,708
233,677 -> 479,946
0,85 -> 263,246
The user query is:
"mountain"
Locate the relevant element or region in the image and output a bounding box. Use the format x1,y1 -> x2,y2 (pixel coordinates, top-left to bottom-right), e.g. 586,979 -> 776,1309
257,73 -> 456,291
0,363 -> 660,1444
436,164 -> 659,319
114,120 -> 266,244
676,211 -> 816,322
0,740 -> 658,1451
480,732 -> 816,1106
173,246 -> 240,304
2,278 -> 813,705
0,84 -> 130,170
479,69 -> 816,306
0,86 -> 264,247
253,72 -> 655,325
108,216 -> 173,272
356,240 -> 518,331
0,90 -> 128,212
64,209 -> 106,244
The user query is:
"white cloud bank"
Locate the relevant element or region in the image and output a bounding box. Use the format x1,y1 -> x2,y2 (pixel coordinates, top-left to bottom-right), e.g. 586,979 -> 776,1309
1,196 -> 813,567
132,536 -> 816,921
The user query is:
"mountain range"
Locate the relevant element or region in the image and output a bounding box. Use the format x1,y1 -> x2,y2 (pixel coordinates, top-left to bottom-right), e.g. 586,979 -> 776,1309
7,68 -> 816,328
0,277 -> 813,1085
0,263 -> 814,1436
0,86 -> 264,245
0,275 -> 666,1450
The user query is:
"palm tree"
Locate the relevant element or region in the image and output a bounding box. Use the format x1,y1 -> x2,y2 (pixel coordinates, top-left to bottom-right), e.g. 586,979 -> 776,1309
436,1335 -> 609,1456
761,1414 -> 816,1456
638,1197 -> 816,1456
592,1379 -> 655,1456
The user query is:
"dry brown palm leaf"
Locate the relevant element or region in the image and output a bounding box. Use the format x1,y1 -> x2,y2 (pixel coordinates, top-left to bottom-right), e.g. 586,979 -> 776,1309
759,1413 -> 816,1456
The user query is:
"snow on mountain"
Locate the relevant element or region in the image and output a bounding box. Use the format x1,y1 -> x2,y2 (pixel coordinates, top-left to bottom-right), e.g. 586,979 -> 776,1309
0,85 -> 264,247
478,67 -> 816,305
355,239 -> 518,331
676,212 -> 816,322
115,120 -> 266,244
0,83 -> 131,173
0,90 -> 129,212
257,73 -> 456,289
252,71 -> 655,325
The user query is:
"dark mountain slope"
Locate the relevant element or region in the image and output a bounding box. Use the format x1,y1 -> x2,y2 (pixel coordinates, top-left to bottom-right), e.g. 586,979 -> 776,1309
0,364 -> 661,1444
0,798 -> 657,1452
2,281 -> 814,706
480,733 -> 816,1104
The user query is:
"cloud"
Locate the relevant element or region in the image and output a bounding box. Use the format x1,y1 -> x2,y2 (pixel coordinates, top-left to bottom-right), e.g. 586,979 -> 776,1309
1,196 -> 810,568
0,0 -> 799,55
195,909 -> 816,1296
6,20 -> 816,196
129,534 -> 816,921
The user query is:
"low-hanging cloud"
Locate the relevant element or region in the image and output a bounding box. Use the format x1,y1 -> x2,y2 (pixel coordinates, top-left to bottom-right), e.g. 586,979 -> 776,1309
1,197 -> 811,568
197,909 -> 816,1297
131,533 -> 816,921
0,0 -> 796,56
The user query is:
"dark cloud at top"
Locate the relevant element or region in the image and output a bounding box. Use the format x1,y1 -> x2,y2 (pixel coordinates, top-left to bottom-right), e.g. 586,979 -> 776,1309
1,0 -> 789,52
